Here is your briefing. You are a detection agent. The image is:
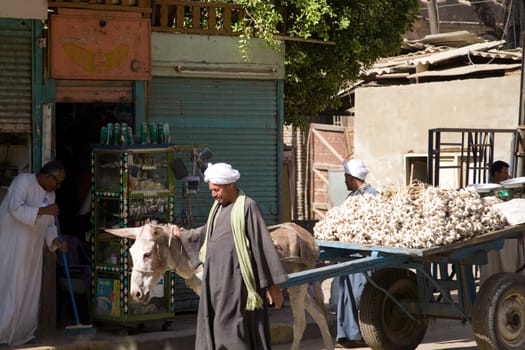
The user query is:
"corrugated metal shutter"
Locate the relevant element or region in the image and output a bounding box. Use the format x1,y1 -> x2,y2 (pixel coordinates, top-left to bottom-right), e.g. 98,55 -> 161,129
0,19 -> 32,133
148,77 -> 280,226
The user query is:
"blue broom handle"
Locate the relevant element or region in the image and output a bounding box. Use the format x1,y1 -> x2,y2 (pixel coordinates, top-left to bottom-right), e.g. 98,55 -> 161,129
56,218 -> 82,325
61,251 -> 82,325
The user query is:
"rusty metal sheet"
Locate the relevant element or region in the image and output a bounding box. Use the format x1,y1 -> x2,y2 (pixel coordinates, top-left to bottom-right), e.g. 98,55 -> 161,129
50,9 -> 151,80
55,80 -> 133,103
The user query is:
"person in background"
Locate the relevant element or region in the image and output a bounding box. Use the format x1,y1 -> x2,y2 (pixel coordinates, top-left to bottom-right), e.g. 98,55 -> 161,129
336,159 -> 378,348
490,160 -> 511,183
480,159 -> 524,285
0,160 -> 68,347
172,162 -> 288,350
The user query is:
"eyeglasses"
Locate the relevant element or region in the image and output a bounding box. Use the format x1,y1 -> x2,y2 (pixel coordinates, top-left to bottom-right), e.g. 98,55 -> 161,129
50,174 -> 63,187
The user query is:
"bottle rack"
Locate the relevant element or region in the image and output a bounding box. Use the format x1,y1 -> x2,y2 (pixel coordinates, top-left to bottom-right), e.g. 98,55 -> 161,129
90,144 -> 177,327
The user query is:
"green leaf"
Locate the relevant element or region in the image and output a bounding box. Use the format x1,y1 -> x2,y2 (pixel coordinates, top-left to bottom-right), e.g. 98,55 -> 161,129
227,0 -> 419,126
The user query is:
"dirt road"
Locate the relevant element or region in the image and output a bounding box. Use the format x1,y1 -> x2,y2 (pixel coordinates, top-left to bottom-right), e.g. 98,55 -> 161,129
273,318 -> 478,350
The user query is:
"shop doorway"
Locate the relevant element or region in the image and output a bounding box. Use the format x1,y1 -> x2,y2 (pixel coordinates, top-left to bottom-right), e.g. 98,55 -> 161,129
55,102 -> 133,239
54,102 -> 133,325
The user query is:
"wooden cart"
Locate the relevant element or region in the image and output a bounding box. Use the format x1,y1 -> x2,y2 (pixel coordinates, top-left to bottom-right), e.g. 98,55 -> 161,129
280,223 -> 525,350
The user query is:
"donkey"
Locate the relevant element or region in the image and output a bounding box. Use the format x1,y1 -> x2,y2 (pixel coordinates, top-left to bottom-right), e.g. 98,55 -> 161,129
105,221 -> 334,350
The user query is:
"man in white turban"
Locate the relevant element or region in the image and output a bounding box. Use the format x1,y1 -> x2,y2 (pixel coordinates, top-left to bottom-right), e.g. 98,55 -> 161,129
174,162 -> 288,350
343,159 -> 369,182
342,159 -> 375,195
203,162 -> 240,185
336,159 -> 378,348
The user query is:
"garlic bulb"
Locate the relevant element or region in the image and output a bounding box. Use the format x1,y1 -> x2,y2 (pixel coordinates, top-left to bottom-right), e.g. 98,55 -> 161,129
313,182 -> 508,249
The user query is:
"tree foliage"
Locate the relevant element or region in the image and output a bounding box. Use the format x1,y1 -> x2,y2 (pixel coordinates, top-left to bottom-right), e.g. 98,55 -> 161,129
231,0 -> 420,127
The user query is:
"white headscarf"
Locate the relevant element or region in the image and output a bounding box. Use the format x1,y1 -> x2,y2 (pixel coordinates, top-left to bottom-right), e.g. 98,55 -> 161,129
204,162 -> 241,184
343,159 -> 369,181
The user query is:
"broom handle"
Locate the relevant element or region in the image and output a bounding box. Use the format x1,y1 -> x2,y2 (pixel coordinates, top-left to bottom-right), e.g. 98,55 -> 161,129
56,218 -> 82,325
62,251 -> 82,325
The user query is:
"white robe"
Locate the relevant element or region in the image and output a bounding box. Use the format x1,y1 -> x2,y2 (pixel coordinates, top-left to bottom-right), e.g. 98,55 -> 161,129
0,173 -> 59,346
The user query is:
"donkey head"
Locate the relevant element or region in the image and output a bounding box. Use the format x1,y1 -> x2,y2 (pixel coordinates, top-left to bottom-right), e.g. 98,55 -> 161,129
105,222 -> 174,304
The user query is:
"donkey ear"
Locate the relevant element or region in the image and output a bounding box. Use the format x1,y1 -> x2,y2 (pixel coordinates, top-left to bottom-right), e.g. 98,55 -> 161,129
105,227 -> 141,239
151,224 -> 171,240
166,223 -> 180,237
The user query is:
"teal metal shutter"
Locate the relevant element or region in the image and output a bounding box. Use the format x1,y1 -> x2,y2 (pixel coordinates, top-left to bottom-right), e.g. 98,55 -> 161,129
0,19 -> 32,132
148,77 -> 282,226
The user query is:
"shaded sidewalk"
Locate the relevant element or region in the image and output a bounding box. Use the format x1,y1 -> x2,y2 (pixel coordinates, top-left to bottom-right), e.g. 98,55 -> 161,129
13,302 -> 331,350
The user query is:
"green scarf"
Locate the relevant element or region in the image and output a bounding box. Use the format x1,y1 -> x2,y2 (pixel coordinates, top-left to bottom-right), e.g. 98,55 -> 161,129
199,190 -> 263,311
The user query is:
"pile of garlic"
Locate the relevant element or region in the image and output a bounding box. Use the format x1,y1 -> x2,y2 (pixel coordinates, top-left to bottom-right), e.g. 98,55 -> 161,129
313,182 -> 508,249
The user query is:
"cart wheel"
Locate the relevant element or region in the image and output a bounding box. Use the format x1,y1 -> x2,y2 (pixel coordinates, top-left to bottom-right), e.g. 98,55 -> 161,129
359,268 -> 427,350
472,272 -> 525,350
162,321 -> 172,331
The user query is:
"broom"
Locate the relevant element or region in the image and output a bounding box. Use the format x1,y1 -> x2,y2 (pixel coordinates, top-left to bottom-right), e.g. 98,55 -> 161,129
56,218 -> 97,335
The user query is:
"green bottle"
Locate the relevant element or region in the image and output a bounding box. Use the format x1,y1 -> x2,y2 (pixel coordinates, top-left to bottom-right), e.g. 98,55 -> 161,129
99,126 -> 107,144
498,189 -> 511,200
149,122 -> 158,144
113,123 -> 121,145
140,122 -> 148,144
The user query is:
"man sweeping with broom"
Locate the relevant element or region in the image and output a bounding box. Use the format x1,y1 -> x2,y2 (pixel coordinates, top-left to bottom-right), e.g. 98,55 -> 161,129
0,160 -> 68,347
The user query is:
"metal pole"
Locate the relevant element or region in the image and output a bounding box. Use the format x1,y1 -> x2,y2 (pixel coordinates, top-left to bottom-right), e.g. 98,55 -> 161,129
427,129 -> 434,185
427,0 -> 440,34
517,32 -> 525,176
